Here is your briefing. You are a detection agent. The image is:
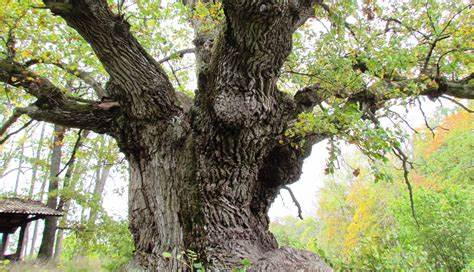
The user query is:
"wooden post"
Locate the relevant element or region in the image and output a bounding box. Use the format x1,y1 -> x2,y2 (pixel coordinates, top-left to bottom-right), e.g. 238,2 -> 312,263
0,232 -> 8,259
14,223 -> 27,261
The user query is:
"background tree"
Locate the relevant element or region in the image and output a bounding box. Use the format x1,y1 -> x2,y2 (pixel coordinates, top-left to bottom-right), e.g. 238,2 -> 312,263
0,0 -> 473,270
272,108 -> 473,271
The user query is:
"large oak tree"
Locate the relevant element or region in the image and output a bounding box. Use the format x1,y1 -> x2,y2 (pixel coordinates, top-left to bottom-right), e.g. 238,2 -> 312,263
0,0 -> 472,270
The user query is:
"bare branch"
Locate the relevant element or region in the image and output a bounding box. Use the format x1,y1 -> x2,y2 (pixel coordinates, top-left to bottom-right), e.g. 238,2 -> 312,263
157,48 -> 195,64
364,109 -> 420,227
417,98 -> 435,138
282,186 -> 303,220
0,108 -> 23,137
0,119 -> 34,145
387,109 -> 419,134
440,95 -> 473,113
392,146 -> 420,227
56,129 -> 84,177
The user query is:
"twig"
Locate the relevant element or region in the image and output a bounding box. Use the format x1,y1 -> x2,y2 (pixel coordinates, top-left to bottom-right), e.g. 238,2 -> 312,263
382,17 -> 430,40
417,98 -> 435,138
392,146 -> 420,227
282,186 -> 303,220
157,48 -> 195,64
56,129 -> 84,177
438,4 -> 473,37
166,61 -> 183,89
316,2 -> 360,43
365,111 -> 419,226
440,95 -> 473,113
436,48 -> 473,76
387,109 -> 419,134
0,119 -> 34,145
0,109 -> 23,137
422,35 -> 450,74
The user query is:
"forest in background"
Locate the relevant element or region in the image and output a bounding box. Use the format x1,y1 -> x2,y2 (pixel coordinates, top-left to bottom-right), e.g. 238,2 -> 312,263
1,101 -> 472,271
272,108 -> 473,271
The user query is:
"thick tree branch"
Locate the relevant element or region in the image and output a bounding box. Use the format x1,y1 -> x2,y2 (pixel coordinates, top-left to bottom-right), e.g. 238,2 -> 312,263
291,73 -> 474,118
15,104 -> 118,134
42,0 -> 180,119
260,133 -> 327,189
26,59 -> 106,98
0,59 -> 119,133
293,84 -> 326,116
0,59 -> 67,106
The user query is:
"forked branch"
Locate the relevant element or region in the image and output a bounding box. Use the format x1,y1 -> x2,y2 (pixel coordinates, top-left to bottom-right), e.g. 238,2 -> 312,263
42,0 -> 180,120
0,59 -> 119,133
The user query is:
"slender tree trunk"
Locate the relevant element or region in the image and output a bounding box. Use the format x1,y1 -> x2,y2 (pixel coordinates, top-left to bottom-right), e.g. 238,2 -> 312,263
0,144 -> 16,177
54,130 -> 89,259
28,123 -> 46,197
88,162 -> 111,225
29,150 -> 52,256
22,123 -> 46,258
13,142 -> 25,195
1,233 -> 8,257
53,164 -> 74,260
38,125 -> 65,259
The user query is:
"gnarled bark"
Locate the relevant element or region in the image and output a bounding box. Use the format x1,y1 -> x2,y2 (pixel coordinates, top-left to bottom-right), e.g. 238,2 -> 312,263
2,0 -> 473,270
123,2 -> 331,270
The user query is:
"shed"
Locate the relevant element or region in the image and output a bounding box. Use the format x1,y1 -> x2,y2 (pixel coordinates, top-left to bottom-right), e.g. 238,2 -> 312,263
0,198 -> 62,260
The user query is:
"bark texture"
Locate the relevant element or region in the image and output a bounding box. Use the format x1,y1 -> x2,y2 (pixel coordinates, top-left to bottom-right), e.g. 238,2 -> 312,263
1,0 -> 472,270
123,1 -> 331,270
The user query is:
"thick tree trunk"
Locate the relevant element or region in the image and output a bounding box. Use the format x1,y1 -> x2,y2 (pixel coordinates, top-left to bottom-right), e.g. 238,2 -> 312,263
118,2 -> 331,270
123,14 -> 330,268
38,125 -> 65,259
126,119 -> 329,271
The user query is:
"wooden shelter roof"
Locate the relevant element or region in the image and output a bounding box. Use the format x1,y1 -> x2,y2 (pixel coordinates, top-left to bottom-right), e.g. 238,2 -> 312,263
0,198 -> 62,234
0,198 -> 62,216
